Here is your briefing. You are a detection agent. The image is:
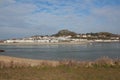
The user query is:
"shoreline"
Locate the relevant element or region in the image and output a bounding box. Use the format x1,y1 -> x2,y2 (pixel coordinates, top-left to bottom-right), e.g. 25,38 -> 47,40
0,41 -> 119,46
0,55 -> 119,67
0,55 -> 59,66
0,42 -> 89,45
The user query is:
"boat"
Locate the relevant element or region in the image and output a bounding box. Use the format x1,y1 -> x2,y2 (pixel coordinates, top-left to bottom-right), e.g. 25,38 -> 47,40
0,50 -> 5,52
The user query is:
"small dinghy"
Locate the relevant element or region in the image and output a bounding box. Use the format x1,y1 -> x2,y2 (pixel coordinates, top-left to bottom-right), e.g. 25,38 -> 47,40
0,50 -> 5,52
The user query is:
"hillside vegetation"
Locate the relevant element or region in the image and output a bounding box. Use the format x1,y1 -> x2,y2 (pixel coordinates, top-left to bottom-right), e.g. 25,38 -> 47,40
53,29 -> 77,37
51,29 -> 120,40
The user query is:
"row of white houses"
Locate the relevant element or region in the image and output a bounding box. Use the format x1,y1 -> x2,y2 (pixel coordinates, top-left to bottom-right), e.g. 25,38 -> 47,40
4,35 -> 119,43
5,39 -> 58,43
4,39 -> 120,43
4,38 -> 87,43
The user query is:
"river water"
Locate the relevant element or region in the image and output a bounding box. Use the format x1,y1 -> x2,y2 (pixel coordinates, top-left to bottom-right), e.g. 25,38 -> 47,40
0,42 -> 120,61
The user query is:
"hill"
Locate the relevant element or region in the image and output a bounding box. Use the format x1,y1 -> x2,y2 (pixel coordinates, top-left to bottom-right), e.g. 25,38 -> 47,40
53,29 -> 77,37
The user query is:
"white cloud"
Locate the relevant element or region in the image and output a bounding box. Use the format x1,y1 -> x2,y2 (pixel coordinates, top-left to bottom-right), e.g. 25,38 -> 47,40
0,2 -> 37,28
0,3 -> 37,15
0,0 -> 16,4
91,6 -> 120,27
0,0 -> 120,39
0,0 -> 16,7
92,6 -> 120,17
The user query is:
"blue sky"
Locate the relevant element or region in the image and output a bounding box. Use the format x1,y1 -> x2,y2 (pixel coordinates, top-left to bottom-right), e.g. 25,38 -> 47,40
0,0 -> 120,39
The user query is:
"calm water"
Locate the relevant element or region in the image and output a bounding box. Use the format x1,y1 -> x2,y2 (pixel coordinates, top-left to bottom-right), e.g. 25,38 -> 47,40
0,42 -> 120,61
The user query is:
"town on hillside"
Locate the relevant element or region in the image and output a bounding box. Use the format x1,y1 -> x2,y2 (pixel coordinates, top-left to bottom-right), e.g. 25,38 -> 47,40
0,30 -> 120,43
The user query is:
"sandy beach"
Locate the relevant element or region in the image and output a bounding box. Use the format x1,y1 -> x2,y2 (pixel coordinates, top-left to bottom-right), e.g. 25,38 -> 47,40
0,55 -> 59,67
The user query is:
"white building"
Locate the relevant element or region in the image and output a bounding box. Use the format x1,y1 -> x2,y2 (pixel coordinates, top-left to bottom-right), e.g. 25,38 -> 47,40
50,39 -> 59,43
71,39 -> 88,42
5,39 -> 34,43
36,39 -> 50,43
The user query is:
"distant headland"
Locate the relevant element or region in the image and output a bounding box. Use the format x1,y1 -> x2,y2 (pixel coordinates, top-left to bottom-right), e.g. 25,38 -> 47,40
0,29 -> 120,44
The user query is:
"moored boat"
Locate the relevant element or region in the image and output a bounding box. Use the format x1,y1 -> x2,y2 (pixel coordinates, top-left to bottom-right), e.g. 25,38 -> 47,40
0,50 -> 5,52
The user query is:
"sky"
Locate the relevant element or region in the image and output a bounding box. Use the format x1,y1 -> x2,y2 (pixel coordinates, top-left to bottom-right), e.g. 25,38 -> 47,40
0,0 -> 120,39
